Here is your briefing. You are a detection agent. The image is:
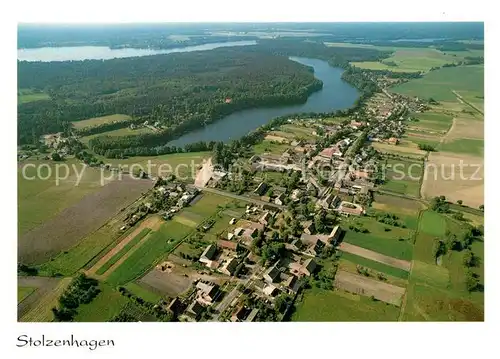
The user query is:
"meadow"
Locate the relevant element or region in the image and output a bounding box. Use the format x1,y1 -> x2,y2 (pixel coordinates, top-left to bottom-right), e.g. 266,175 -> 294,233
391,65 -> 484,101
439,138 -> 484,156
342,229 -> 413,261
18,89 -> 50,104
18,287 -> 36,303
379,157 -> 423,197
74,283 -> 129,322
408,111 -> 454,133
292,287 -> 400,321
106,220 -> 193,286
95,228 -> 152,275
339,252 -> 409,280
124,282 -> 163,303
80,126 -> 154,144
72,114 -> 132,130
418,210 -> 447,236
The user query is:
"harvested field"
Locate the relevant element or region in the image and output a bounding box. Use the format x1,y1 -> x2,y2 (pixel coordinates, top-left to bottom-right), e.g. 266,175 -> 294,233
17,276 -> 61,319
373,142 -> 426,157
421,152 -> 484,208
20,277 -> 72,322
19,177 -> 153,264
139,268 -> 192,297
445,117 -> 484,140
334,270 -> 406,306
338,242 -> 411,271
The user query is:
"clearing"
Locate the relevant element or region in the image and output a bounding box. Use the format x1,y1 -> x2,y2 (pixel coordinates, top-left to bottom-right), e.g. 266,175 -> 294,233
72,114 -> 132,130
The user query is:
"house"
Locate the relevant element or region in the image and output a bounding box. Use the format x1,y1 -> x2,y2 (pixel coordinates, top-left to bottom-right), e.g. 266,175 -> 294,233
254,182 -> 268,196
301,258 -> 317,276
196,281 -> 219,304
302,220 -> 314,235
218,240 -> 238,251
219,257 -> 239,276
229,218 -> 237,225
259,211 -> 272,226
231,305 -> 248,322
199,244 -> 217,265
319,146 -> 341,160
284,275 -> 298,293
291,189 -> 302,202
331,195 -> 341,208
263,284 -> 278,297
329,225 -> 342,245
260,196 -> 271,203
306,240 -> 325,257
227,232 -> 235,240
245,308 -> 260,322
338,202 -> 365,216
387,137 -> 399,145
318,192 -> 335,209
233,227 -> 244,237
185,300 -> 205,320
274,193 -> 285,206
263,264 -> 281,283
167,297 -> 186,317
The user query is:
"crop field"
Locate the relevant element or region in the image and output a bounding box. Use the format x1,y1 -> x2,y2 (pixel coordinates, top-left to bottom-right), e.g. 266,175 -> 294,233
106,220 -> 193,285
95,228 -> 153,275
80,126 -> 154,144
370,195 -> 422,230
19,175 -> 153,265
18,287 -> 36,303
342,230 -> 413,262
280,124 -> 318,140
292,287 -> 400,321
418,210 -> 447,237
372,141 -> 426,158
391,65 -> 484,101
445,117 -> 484,140
253,140 -> 291,155
339,252 -> 410,280
74,284 -> 129,322
334,270 -> 406,306
139,268 -> 192,297
18,89 -> 50,104
408,111 -> 454,133
421,151 -> 484,208
124,282 -> 163,303
338,242 -> 412,271
352,48 -> 460,72
20,277 -> 72,322
439,138 -> 484,157
72,114 -> 132,130
18,159 -> 111,235
380,157 -> 424,196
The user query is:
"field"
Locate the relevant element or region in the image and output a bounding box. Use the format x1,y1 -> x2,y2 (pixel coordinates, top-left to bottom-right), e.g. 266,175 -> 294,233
72,114 -> 132,130
338,242 -> 411,271
139,269 -> 192,297
408,112 -> 454,133
380,157 -> 423,197
106,220 -> 193,286
439,138 -> 484,157
370,194 -> 423,229
94,228 -> 153,276
418,210 -> 447,237
334,270 -> 406,306
19,277 -> 72,322
253,140 -> 291,155
391,65 -> 484,101
18,159 -> 111,235
421,151 -> 484,208
80,126 -> 154,144
372,141 -> 426,158
339,252 -> 409,280
18,287 -> 36,303
18,89 -> 50,104
292,287 -> 400,321
19,175 -> 153,265
352,48 -> 460,73
74,283 -> 129,322
184,193 -> 233,217
124,282 -> 163,303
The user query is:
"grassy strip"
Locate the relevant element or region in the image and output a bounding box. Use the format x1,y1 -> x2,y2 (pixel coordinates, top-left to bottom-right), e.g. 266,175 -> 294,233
95,228 -> 152,275
340,252 -> 409,279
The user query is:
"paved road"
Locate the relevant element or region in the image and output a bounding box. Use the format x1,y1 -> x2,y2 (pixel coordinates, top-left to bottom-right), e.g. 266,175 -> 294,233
198,187 -> 285,210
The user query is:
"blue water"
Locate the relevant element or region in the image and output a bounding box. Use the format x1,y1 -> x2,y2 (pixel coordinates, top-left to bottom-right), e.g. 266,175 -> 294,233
168,57 -> 359,146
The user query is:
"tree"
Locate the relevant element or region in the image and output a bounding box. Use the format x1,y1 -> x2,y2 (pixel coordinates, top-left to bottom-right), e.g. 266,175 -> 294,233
465,270 -> 480,292
51,152 -> 62,161
314,209 -> 327,233
457,200 -> 463,206
479,204 -> 484,211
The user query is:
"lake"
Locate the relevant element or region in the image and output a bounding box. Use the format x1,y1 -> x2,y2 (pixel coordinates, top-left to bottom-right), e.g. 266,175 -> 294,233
168,57 -> 359,147
17,40 -> 257,62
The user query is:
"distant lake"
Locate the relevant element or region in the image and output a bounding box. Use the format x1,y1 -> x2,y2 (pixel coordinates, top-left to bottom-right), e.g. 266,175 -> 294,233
17,40 -> 257,62
168,57 -> 359,147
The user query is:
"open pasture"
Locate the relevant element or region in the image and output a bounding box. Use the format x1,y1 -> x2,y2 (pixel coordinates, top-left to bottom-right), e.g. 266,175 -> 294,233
391,65 -> 484,101
72,114 -> 132,130
292,287 -> 400,321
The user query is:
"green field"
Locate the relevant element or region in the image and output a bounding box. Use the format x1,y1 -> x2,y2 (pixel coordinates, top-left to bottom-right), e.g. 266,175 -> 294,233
418,210 -> 447,237
186,193 -> 232,217
96,228 -> 152,275
439,138 -> 484,156
18,159 -> 107,235
18,89 -> 50,104
20,278 -> 72,322
292,287 -> 400,321
391,65 -> 484,101
380,158 -> 423,197
80,126 -> 154,144
106,221 -> 192,285
340,252 -> 409,279
343,230 -> 413,261
253,140 -> 291,155
352,48 -> 460,73
18,287 -> 36,303
409,111 -> 454,132
72,114 -> 132,130
74,284 -> 129,322
124,282 -> 163,303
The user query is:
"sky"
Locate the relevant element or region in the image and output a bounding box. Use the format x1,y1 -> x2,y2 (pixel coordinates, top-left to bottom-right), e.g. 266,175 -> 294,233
14,0 -> 486,23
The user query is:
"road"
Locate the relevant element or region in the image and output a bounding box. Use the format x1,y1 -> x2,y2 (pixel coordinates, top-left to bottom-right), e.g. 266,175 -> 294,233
198,187 -> 285,210
452,90 -> 484,115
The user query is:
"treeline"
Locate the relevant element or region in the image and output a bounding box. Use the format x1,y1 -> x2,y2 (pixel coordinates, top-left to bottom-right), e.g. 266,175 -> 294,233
75,118 -> 142,137
362,68 -> 423,79
18,47 -> 323,145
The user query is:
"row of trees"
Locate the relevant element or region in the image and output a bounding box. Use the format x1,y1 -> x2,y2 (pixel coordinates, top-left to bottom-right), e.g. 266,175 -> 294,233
52,274 -> 100,321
